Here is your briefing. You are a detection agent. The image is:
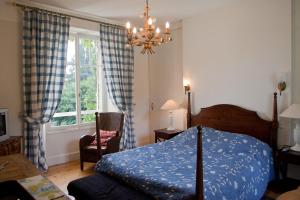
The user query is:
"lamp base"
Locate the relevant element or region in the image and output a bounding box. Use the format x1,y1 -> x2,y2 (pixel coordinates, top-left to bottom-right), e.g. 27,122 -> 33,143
166,111 -> 175,131
291,124 -> 300,152
166,127 -> 175,131
290,144 -> 300,152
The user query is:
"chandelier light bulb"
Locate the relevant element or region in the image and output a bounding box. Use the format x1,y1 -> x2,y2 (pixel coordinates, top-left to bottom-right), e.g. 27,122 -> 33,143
126,22 -> 131,29
133,27 -> 137,34
148,18 -> 153,25
156,27 -> 160,34
166,22 -> 170,29
126,0 -> 172,54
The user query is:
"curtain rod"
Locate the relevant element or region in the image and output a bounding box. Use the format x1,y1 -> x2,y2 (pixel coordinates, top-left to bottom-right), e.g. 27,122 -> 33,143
13,2 -> 124,28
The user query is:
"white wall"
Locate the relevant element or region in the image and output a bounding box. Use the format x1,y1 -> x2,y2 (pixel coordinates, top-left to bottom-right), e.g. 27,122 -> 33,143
289,0 -> 300,179
133,49 -> 150,146
0,1 -> 23,137
148,27 -> 184,142
292,0 -> 300,104
183,0 -> 292,146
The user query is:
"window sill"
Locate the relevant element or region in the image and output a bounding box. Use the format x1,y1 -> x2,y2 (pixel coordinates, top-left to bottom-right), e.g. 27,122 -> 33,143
46,123 -> 95,135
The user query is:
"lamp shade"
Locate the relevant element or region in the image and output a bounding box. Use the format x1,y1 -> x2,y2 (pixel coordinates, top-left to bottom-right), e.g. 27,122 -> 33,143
280,104 -> 300,119
161,99 -> 179,111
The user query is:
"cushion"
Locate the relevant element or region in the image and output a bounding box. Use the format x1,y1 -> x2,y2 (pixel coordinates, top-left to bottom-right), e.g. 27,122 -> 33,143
67,173 -> 154,200
91,130 -> 117,146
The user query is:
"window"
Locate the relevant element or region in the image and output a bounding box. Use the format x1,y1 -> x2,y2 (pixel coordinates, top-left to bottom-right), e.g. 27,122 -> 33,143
50,31 -> 115,128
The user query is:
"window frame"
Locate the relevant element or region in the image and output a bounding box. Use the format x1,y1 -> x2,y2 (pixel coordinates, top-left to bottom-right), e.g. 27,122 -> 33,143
47,32 -> 103,133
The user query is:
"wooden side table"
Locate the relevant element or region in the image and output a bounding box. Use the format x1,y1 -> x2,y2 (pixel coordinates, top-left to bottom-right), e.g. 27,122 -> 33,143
277,147 -> 300,179
259,148 -> 300,196
154,129 -> 184,143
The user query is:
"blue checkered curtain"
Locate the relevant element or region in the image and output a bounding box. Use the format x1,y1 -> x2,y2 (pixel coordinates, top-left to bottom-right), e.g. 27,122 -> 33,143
22,9 -> 70,171
99,24 -> 135,150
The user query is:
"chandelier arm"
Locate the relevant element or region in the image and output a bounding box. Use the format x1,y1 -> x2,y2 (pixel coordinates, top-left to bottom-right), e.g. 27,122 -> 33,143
126,0 -> 172,54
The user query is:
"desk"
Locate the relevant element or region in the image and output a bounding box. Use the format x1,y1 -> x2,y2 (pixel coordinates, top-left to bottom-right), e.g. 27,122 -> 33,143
0,154 -> 40,181
0,154 -> 69,199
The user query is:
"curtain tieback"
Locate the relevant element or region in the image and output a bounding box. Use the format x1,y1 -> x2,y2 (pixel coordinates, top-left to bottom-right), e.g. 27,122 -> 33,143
23,115 -> 41,129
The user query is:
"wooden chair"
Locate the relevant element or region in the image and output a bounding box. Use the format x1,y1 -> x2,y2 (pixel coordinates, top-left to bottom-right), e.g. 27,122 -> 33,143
79,112 -> 124,170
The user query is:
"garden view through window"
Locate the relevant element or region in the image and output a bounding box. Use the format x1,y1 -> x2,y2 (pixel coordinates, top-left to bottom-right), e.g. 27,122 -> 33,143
51,33 -> 101,127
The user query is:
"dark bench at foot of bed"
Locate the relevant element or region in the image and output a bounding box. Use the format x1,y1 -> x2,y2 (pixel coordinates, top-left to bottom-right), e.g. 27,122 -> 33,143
67,173 -> 154,200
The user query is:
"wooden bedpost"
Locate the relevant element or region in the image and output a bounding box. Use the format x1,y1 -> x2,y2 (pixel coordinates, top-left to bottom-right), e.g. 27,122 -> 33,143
195,126 -> 204,200
187,91 -> 192,128
272,92 -> 279,151
95,112 -> 102,159
188,93 -> 203,199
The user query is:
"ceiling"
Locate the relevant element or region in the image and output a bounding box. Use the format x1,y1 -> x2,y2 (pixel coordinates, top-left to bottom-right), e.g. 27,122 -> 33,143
29,0 -> 236,25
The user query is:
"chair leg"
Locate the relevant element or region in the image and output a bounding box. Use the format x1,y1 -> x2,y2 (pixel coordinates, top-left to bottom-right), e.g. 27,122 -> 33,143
80,152 -> 84,171
80,159 -> 84,171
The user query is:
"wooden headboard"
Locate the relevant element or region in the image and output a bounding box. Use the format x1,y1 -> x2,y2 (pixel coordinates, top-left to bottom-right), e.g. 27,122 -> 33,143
187,92 -> 279,150
191,93 -> 279,200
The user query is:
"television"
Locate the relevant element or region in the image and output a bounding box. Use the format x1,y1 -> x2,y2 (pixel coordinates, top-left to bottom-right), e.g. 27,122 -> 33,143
0,109 -> 9,142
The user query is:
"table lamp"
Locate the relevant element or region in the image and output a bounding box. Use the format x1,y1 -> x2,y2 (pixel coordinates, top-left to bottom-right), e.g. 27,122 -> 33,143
161,99 -> 179,130
280,104 -> 300,152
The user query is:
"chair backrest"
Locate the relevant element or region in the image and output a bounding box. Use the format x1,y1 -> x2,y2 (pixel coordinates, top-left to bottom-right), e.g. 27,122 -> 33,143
95,112 -> 124,134
95,112 -> 124,155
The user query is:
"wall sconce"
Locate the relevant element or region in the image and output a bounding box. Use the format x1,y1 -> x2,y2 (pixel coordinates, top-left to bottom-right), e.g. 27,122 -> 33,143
277,81 -> 286,96
277,71 -> 289,96
183,79 -> 191,94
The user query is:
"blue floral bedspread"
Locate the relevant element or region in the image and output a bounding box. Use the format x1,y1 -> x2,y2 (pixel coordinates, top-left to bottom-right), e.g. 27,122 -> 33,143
95,127 -> 274,200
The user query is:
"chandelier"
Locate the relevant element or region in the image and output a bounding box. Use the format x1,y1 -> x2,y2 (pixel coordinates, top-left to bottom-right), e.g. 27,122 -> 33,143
126,0 -> 172,54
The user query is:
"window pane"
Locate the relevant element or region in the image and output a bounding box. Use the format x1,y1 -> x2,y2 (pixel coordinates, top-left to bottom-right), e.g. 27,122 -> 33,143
51,116 -> 76,127
50,34 -> 103,128
79,38 -> 98,66
80,66 -> 97,112
52,64 -> 77,126
51,36 -> 77,127
57,65 -> 76,113
67,36 -> 75,65
81,114 -> 95,123
79,37 -> 98,118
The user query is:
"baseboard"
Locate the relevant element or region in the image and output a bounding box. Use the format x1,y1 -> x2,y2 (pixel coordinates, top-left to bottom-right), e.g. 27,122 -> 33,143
47,151 -> 79,166
46,140 -> 150,166
136,139 -> 151,147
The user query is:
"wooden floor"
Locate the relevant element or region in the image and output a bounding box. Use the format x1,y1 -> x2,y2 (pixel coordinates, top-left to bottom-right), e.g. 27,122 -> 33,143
45,161 -> 95,195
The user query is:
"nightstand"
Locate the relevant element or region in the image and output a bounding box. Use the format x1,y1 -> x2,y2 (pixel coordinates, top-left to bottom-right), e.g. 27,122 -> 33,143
154,129 -> 183,143
266,147 -> 300,196
277,147 -> 300,179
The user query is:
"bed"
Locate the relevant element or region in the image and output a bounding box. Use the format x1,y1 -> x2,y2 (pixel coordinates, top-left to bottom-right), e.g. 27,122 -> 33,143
68,92 -> 279,200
